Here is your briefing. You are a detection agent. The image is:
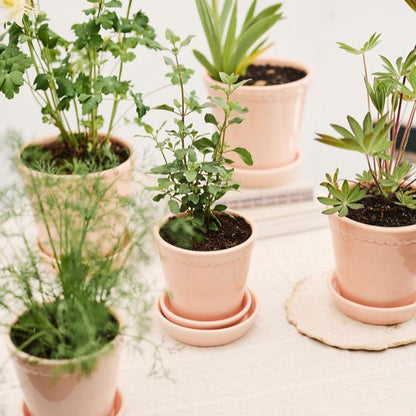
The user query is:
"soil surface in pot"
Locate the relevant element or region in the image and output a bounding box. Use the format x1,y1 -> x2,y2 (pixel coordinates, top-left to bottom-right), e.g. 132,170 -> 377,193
160,213 -> 252,251
239,64 -> 307,86
347,189 -> 416,227
21,139 -> 130,175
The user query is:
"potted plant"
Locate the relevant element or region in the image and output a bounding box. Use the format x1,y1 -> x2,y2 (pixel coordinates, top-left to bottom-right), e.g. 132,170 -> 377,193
194,0 -> 311,188
0,172 -> 152,416
316,33 -> 416,325
0,0 -> 159,256
139,30 -> 256,343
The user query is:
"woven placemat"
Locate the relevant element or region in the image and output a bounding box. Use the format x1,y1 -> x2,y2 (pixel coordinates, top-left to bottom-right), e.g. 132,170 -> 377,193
286,276 -> 416,351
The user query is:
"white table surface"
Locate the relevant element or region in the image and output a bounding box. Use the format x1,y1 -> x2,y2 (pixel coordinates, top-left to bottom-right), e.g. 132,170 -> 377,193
2,225 -> 416,416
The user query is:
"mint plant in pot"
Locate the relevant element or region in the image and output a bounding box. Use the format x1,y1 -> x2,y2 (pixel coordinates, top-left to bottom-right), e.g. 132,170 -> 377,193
140,31 -> 257,346
0,181 -> 152,416
194,0 -> 311,188
317,34 -> 416,325
0,0 -> 158,256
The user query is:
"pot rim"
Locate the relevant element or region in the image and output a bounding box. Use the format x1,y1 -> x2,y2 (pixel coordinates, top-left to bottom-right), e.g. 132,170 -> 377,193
6,307 -> 123,368
204,56 -> 312,92
331,212 -> 416,234
18,132 -> 135,179
154,209 -> 256,256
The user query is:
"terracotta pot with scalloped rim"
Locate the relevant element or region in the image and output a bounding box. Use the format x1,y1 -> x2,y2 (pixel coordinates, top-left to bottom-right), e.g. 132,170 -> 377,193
329,214 -> 416,309
19,134 -> 134,257
204,57 -> 311,188
154,211 -> 256,321
7,314 -> 122,416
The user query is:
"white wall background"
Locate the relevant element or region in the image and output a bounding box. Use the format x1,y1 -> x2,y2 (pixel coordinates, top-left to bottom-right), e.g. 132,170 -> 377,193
0,0 -> 415,187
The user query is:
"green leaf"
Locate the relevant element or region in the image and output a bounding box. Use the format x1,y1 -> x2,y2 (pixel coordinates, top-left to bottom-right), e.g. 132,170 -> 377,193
184,170 -> 197,182
131,92 -> 150,119
78,93 -> 103,115
205,113 -> 218,125
168,200 -> 180,215
232,147 -> 253,166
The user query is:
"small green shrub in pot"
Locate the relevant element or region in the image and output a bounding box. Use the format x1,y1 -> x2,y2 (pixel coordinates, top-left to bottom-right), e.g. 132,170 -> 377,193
138,30 -> 256,324
316,34 -> 416,324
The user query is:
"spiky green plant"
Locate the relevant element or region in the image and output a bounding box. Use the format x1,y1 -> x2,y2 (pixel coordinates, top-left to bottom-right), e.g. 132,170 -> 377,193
317,34 -> 416,217
193,0 -> 283,82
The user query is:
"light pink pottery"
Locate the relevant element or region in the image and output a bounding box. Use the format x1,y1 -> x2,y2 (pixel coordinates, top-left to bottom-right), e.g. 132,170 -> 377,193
159,288 -> 252,330
154,211 -> 255,321
204,57 -> 311,188
157,289 -> 258,347
329,214 -> 416,311
8,322 -> 122,416
19,134 -> 134,257
328,272 -> 416,325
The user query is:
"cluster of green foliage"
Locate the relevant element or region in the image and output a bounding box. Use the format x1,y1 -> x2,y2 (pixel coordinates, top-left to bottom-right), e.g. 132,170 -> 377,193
0,173 -> 152,374
139,30 -> 252,248
193,0 -> 283,82
0,0 -> 159,172
317,34 -> 416,217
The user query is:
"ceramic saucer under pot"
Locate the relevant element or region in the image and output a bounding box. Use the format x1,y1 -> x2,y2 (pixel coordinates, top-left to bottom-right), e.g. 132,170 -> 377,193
22,389 -> 125,416
157,289 -> 259,347
328,271 -> 416,325
160,288 -> 252,330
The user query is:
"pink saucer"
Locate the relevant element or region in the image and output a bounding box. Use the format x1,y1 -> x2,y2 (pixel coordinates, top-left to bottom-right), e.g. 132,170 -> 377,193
328,272 -> 416,325
22,389 -> 125,416
158,289 -> 258,347
160,288 -> 252,330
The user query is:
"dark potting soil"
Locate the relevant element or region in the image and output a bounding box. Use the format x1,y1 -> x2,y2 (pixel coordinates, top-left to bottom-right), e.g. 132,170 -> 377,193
160,213 -> 252,251
239,64 -> 307,86
21,139 -> 130,175
347,189 -> 416,227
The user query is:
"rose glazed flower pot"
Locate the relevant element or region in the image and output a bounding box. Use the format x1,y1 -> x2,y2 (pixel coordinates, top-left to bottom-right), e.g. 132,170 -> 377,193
19,134 -> 134,258
204,57 -> 311,189
154,211 -> 256,321
329,214 -> 416,322
7,319 -> 122,416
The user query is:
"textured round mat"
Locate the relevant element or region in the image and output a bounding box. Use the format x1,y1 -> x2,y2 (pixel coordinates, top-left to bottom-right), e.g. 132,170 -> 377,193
286,276 -> 416,351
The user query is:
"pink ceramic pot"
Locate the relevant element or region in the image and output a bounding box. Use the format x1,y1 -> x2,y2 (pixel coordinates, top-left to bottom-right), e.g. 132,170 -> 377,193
7,321 -> 122,416
154,211 -> 256,321
204,57 -> 311,187
329,214 -> 416,308
19,134 -> 134,257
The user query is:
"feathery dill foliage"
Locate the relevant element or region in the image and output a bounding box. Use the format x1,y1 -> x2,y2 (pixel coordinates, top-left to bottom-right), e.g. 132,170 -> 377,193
193,0 -> 283,81
316,34 -> 416,217
0,0 -> 159,173
138,30 -> 252,248
0,174 -> 152,375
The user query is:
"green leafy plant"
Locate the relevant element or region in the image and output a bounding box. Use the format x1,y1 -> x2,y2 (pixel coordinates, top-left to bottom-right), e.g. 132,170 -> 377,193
0,0 -> 159,173
0,160 -> 157,375
193,0 -> 283,81
139,30 -> 252,248
316,34 -> 416,218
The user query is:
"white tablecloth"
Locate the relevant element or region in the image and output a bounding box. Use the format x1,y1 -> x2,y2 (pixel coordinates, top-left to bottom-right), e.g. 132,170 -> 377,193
2,226 -> 416,416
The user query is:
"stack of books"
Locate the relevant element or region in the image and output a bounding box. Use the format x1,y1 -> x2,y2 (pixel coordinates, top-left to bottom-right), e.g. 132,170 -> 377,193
220,176 -> 326,239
